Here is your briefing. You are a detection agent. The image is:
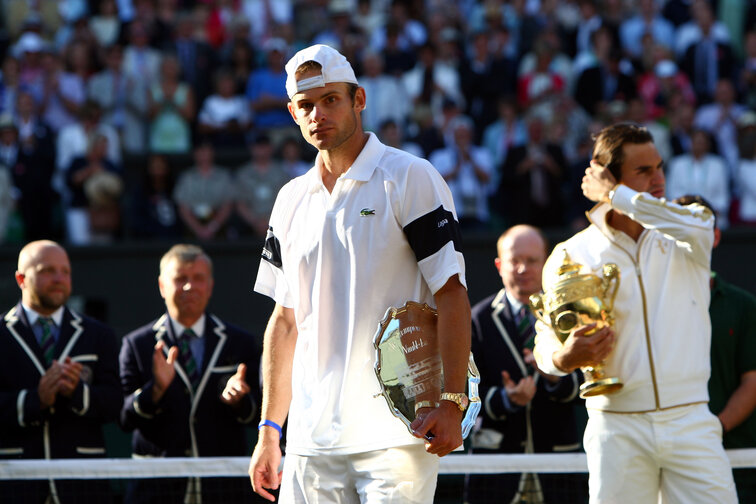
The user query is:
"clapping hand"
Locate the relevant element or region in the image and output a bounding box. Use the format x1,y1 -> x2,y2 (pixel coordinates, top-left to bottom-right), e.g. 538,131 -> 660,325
221,364 -> 250,406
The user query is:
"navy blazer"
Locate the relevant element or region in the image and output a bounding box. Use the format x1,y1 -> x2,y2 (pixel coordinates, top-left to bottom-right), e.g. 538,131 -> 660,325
0,302 -> 121,459
470,290 -> 582,454
119,313 -> 261,458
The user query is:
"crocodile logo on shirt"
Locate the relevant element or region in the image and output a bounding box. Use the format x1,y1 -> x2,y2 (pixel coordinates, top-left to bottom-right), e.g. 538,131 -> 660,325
360,208 -> 375,216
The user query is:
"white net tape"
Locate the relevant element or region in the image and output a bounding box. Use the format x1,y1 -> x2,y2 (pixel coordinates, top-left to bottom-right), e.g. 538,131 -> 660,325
1,450 -> 755,480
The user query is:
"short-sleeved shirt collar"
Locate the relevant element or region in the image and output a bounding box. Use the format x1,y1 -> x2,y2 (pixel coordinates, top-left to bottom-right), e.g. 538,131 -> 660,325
306,132 -> 383,193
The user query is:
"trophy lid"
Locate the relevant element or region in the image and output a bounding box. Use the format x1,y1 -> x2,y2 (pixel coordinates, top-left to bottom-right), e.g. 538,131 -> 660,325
557,250 -> 582,278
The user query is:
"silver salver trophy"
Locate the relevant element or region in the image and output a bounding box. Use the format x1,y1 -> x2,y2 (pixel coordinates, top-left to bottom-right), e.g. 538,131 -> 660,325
373,301 -> 481,439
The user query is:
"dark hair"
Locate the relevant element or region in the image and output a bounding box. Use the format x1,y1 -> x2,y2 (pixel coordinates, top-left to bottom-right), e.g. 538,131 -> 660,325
672,194 -> 717,228
592,123 -> 654,182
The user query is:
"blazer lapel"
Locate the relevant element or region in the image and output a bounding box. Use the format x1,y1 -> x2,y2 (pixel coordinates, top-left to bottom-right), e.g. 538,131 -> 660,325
56,308 -> 84,363
5,303 -> 46,374
491,290 -> 529,377
190,314 -> 227,416
157,314 -> 195,393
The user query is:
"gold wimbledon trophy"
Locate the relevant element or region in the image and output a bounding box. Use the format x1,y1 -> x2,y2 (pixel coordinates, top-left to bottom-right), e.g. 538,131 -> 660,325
529,251 -> 623,398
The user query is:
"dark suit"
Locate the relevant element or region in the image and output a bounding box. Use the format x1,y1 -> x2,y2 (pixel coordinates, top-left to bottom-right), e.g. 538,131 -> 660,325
466,290 -> 585,504
119,313 -> 262,504
681,40 -> 735,104
493,144 -> 566,228
0,303 -> 121,503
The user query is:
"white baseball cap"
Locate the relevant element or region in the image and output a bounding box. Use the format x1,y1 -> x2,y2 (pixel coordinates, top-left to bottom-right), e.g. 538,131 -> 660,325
285,44 -> 358,99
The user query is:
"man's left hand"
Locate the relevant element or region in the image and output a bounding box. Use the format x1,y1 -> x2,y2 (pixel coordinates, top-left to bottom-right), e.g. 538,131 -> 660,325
221,363 -> 250,406
58,357 -> 83,397
410,401 -> 463,457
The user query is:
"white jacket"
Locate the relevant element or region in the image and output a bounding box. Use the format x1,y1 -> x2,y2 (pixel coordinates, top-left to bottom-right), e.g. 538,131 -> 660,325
534,185 -> 715,413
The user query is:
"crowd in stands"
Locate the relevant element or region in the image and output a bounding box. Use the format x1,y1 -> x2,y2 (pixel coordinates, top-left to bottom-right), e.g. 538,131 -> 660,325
1,0 -> 756,246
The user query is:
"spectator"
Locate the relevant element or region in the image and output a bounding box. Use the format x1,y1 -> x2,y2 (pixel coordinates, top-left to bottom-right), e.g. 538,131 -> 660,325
358,49 -> 411,133
0,240 -> 121,502
56,100 -> 121,189
226,39 -> 255,94
481,96 -> 528,171
378,118 -> 424,158
65,133 -> 123,245
122,20 -> 162,89
41,42 -> 89,133
369,0 -> 427,52
694,79 -> 747,176
734,129 -> 756,226
148,55 -> 195,155
618,0 -> 675,59
380,20 -> 417,76
667,129 -> 731,227
674,0 -> 732,58
15,89 -> 55,158
0,56 -> 22,115
88,44 -> 149,154
430,115 -> 493,229
6,95 -> 58,241
129,154 -> 182,239
197,68 -> 251,150
741,30 -> 756,110
679,0 -> 736,105
245,38 -> 296,146
636,59 -> 695,121
312,1 -> 366,64
574,28 -> 636,116
494,114 -> 566,228
0,115 -> 18,241
15,32 -> 47,102
575,0 -> 603,55
89,0 -> 121,48
164,11 -> 216,104
466,225 -> 584,504
516,33 -> 569,115
673,194 -> 756,501
669,101 -> 697,156
173,141 -> 234,241
278,136 -> 311,179
119,244 -> 262,503
233,135 -> 290,238
403,42 -> 464,122
460,30 -> 518,136
240,0 -> 294,48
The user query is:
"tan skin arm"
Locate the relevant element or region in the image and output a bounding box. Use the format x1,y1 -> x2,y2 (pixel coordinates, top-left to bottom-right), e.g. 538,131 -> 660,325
719,370 -> 756,433
410,275 -> 471,457
551,323 -> 615,374
248,304 -> 297,502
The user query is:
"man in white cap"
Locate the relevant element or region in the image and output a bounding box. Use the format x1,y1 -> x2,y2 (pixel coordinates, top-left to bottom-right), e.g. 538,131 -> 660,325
248,44 -> 471,502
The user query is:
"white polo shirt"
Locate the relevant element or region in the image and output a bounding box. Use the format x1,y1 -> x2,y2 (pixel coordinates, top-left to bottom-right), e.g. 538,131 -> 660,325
254,133 -> 466,455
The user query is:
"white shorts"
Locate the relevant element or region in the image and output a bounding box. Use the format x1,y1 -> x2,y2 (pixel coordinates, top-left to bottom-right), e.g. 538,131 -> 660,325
279,444 -> 439,504
584,403 -> 737,504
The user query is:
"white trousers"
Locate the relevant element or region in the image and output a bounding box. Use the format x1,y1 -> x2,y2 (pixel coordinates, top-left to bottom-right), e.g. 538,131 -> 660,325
279,444 -> 439,504
584,403 -> 737,504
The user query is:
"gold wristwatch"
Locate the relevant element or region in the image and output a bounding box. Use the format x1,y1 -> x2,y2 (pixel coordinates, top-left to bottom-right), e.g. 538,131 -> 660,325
439,392 -> 469,412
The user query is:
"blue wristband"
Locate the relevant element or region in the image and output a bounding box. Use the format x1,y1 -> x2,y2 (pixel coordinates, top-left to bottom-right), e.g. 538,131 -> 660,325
258,419 -> 283,439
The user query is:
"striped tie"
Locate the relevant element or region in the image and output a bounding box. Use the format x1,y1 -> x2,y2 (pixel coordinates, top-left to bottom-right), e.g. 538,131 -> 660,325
178,329 -> 201,389
38,317 -> 55,366
517,306 -> 535,346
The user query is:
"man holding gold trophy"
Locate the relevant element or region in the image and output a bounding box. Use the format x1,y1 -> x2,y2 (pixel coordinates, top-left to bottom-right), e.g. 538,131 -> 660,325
533,123 -> 737,503
248,44 -> 473,503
